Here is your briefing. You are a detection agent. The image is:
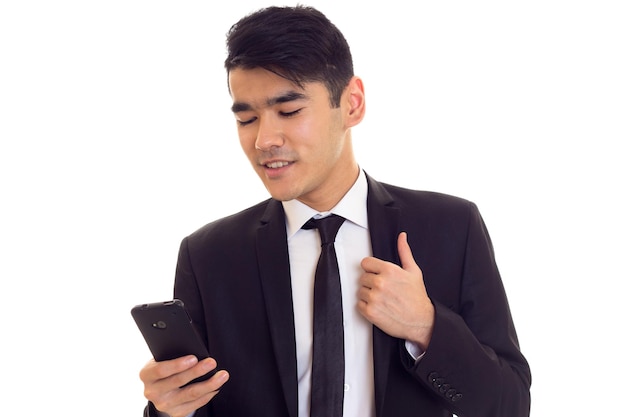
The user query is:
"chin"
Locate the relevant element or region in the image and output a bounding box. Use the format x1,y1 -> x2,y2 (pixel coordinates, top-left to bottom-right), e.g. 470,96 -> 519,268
269,193 -> 297,202
266,188 -> 299,203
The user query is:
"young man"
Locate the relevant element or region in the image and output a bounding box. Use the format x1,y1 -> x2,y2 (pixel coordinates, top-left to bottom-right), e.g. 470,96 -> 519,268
139,6 -> 531,417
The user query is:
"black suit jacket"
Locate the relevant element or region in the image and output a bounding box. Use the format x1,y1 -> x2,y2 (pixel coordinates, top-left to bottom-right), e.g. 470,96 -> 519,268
147,174 -> 531,417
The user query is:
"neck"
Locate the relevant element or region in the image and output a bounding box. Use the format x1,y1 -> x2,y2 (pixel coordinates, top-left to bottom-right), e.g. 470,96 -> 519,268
299,162 -> 360,212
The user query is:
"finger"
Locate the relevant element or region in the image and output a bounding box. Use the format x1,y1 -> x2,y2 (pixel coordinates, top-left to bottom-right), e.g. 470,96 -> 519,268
358,269 -> 377,289
397,232 -> 419,273
181,368 -> 229,396
150,363 -> 229,416
360,255 -> 385,274
141,355 -> 199,384
174,357 -> 219,388
171,372 -> 229,417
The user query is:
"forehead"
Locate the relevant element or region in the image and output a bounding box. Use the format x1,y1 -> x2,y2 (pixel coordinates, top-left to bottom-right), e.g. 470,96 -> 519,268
228,68 -> 329,109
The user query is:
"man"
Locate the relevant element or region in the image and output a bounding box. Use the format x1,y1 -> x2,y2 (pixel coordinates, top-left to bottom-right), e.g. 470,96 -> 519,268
139,5 -> 531,417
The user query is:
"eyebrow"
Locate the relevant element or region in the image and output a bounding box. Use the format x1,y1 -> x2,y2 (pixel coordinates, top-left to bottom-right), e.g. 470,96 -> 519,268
231,91 -> 308,113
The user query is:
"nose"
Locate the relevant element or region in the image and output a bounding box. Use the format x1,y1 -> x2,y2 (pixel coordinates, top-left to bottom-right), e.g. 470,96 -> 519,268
255,116 -> 284,151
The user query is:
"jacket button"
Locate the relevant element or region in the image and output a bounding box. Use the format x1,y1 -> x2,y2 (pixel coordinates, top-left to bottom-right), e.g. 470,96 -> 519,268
451,393 -> 463,402
428,372 -> 439,382
445,388 -> 457,399
439,383 -> 450,393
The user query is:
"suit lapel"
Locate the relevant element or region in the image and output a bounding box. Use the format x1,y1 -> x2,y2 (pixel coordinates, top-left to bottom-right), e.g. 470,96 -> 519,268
365,174 -> 401,417
255,199 -> 298,417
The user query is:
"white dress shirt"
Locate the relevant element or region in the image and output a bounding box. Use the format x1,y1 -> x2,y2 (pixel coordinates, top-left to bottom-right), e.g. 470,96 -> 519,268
283,169 -> 375,417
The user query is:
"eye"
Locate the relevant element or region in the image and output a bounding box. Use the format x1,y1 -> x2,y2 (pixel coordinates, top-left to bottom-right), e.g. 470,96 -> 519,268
237,117 -> 257,127
280,108 -> 302,118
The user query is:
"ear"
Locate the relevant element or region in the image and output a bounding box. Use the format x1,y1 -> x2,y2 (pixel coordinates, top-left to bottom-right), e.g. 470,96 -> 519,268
343,76 -> 366,128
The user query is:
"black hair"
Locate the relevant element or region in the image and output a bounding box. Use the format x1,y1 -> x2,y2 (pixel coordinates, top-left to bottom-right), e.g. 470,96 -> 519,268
225,5 -> 354,107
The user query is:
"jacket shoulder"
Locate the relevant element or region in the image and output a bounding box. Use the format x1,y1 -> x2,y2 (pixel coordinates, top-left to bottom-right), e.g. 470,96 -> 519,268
374,180 -> 476,215
186,198 -> 274,245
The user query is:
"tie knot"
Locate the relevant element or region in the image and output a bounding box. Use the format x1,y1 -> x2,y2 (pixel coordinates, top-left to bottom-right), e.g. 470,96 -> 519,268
303,214 -> 345,245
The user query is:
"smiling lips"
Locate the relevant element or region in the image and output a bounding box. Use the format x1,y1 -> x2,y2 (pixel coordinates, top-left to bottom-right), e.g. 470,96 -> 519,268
265,161 -> 291,169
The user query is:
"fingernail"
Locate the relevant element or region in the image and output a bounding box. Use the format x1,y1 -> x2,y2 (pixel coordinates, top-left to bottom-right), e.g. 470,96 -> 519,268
185,355 -> 199,365
216,370 -> 229,383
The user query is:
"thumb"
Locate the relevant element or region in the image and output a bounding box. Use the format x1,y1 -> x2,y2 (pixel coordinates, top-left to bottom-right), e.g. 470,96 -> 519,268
397,232 -> 419,272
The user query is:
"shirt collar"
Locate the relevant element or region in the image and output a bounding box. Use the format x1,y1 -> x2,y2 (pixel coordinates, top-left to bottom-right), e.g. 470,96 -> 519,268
282,169 -> 369,239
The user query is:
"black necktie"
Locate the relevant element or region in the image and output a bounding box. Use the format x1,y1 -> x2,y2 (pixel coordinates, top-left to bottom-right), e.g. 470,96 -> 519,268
303,214 -> 345,417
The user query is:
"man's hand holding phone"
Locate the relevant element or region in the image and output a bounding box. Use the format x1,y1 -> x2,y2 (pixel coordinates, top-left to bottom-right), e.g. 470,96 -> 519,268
139,355 -> 229,417
132,300 -> 229,416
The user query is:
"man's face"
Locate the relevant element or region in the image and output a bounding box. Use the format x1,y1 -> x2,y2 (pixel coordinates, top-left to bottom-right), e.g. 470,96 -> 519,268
228,67 -> 360,211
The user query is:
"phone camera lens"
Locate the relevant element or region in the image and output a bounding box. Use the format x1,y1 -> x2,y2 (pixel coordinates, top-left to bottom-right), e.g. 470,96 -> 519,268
152,321 -> 167,329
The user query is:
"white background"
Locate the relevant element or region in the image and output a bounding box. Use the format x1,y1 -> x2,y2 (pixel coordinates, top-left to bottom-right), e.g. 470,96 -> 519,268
1,1 -> 624,415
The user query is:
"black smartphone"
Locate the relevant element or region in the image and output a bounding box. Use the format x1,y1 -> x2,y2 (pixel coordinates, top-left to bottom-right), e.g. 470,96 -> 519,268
131,299 -> 215,384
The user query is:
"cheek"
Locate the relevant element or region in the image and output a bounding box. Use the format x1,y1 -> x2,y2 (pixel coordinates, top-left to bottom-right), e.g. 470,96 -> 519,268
238,128 -> 257,153
289,117 -> 331,156
289,118 -> 314,142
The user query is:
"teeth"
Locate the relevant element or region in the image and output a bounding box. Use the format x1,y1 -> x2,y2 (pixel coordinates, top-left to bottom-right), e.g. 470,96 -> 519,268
266,161 -> 289,169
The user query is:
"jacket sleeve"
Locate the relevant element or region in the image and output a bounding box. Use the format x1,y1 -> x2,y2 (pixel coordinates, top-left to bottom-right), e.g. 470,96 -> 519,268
143,402 -> 165,417
408,202 -> 531,417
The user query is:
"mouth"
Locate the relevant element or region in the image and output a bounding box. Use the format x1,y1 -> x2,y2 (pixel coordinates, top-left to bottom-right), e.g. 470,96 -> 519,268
263,160 -> 291,169
259,159 -> 294,179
